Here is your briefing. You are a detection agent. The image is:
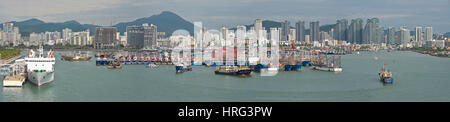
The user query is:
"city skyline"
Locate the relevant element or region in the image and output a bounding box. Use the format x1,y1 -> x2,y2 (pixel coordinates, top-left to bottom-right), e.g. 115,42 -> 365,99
0,0 -> 449,33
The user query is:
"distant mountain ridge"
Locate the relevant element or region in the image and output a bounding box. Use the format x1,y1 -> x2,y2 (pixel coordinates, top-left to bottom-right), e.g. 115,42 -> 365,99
0,11 -> 194,37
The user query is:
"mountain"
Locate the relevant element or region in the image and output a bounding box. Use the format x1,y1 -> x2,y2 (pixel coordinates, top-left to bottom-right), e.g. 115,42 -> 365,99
0,11 -> 194,37
444,32 -> 450,37
114,11 -> 194,36
0,19 -> 98,37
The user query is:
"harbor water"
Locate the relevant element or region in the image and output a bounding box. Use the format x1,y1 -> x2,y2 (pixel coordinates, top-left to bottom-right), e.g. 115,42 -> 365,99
1,51 -> 449,102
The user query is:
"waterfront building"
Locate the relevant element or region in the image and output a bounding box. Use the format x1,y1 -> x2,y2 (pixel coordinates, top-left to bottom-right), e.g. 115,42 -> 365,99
94,27 -> 118,49
310,21 -> 320,42
295,21 -> 306,42
398,26 -> 410,45
126,23 -> 158,49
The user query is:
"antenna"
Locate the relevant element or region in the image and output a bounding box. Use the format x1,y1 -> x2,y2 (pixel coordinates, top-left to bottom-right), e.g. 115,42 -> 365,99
110,20 -> 113,27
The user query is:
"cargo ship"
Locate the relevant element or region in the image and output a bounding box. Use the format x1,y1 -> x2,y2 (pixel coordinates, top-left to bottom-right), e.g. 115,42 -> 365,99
25,46 -> 56,86
214,66 -> 252,77
379,64 -> 393,84
175,63 -> 192,73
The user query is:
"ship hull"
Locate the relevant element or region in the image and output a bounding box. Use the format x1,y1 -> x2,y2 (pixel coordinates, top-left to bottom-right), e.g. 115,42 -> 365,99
214,70 -> 252,77
313,66 -> 342,72
381,78 -> 393,84
27,71 -> 54,86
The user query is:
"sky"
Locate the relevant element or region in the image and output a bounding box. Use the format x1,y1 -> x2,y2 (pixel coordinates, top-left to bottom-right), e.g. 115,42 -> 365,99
0,0 -> 449,33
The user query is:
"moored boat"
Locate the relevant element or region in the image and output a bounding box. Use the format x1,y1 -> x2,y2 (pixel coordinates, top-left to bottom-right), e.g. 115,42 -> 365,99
25,46 -> 56,87
175,63 -> 192,73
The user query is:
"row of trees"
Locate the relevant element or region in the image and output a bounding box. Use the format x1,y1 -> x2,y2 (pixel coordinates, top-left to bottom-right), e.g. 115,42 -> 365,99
0,48 -> 21,60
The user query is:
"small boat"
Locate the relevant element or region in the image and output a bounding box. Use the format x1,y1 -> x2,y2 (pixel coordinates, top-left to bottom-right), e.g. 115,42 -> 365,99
175,63 -> 192,73
379,64 -> 393,84
146,62 -> 158,68
214,66 -> 252,77
108,59 -> 122,69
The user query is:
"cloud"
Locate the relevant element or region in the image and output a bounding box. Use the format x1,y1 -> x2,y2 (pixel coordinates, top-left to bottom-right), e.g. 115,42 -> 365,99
0,0 -> 449,32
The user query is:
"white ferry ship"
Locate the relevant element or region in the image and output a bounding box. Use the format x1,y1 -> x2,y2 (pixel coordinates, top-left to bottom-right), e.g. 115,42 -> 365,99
25,46 -> 55,86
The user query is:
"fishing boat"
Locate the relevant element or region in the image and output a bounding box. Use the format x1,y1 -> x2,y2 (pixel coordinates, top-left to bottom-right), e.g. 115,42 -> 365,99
214,66 -> 252,77
175,63 -> 192,73
379,64 -> 393,84
107,59 -> 122,69
312,55 -> 342,72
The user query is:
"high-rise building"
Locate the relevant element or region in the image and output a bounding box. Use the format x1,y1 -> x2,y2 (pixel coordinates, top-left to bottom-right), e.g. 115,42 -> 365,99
377,26 -> 384,44
414,27 -> 423,42
335,19 -> 348,41
363,18 -> 381,44
288,29 -> 296,41
398,26 -> 410,45
126,23 -> 158,49
281,20 -> 290,41
348,18 -> 363,44
220,26 -> 228,40
387,27 -> 395,45
424,27 -> 433,41
310,21 -> 320,42
70,30 -> 90,46
62,28 -> 72,41
254,19 -> 263,32
295,21 -> 305,42
94,27 -> 117,49
2,23 -> 14,33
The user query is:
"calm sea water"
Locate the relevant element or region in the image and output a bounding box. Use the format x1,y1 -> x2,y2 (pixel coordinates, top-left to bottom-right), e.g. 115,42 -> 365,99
1,51 -> 449,102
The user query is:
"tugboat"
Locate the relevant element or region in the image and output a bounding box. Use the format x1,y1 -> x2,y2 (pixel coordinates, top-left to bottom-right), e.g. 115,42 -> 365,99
107,59 -> 122,69
379,64 -> 393,84
214,66 -> 252,77
175,63 -> 192,73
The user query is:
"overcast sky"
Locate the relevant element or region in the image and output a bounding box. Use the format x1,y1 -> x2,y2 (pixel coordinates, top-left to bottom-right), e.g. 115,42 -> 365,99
0,0 -> 449,33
